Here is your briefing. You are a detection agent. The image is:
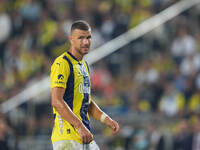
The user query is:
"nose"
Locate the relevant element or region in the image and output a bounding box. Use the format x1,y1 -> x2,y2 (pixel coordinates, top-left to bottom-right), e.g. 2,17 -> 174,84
82,38 -> 89,45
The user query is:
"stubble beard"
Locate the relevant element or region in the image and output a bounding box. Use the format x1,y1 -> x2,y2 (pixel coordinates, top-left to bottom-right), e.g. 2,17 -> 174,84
76,47 -> 90,56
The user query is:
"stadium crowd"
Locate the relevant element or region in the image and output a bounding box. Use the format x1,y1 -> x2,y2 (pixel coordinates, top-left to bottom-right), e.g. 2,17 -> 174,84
0,0 -> 200,149
0,0 -> 178,103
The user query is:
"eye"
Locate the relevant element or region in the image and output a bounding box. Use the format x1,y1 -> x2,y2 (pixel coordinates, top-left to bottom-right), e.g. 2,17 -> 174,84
87,36 -> 91,39
78,36 -> 84,39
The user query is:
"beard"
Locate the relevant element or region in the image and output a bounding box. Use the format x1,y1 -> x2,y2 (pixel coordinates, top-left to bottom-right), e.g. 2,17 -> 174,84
75,46 -> 90,56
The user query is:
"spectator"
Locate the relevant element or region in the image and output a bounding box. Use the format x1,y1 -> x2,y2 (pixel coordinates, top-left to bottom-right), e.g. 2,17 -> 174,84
171,27 -> 197,65
0,114 -> 12,150
159,82 -> 185,117
192,117 -> 200,150
173,120 -> 193,150
0,12 -> 11,43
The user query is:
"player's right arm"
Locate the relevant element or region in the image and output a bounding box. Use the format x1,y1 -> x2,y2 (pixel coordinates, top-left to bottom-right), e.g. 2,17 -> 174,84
50,56 -> 93,144
51,87 -> 93,143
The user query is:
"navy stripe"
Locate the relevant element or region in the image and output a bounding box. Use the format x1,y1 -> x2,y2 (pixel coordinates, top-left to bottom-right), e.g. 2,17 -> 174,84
53,114 -> 56,119
80,94 -> 90,130
79,63 -> 90,130
85,61 -> 90,74
63,56 -> 74,110
67,51 -> 79,62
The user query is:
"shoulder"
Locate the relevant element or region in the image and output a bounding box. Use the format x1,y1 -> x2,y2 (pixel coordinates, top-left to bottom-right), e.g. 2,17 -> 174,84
52,52 -> 69,66
51,53 -> 71,73
55,52 -> 68,62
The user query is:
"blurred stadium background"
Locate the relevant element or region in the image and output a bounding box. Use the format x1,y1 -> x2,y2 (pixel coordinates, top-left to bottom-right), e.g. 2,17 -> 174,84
0,0 -> 200,150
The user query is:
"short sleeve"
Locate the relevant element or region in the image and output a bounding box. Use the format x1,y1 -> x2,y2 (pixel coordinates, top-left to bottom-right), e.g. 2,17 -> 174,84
50,57 -> 70,89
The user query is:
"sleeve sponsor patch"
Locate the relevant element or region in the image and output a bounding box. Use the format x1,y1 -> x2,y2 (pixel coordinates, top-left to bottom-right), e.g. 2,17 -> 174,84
58,74 -> 64,80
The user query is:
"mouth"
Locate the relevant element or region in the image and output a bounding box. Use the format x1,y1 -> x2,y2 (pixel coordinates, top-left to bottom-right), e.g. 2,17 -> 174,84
82,47 -> 90,50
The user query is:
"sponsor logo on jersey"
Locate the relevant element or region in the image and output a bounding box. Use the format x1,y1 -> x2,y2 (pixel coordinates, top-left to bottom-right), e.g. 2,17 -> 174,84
58,74 -> 64,80
54,81 -> 65,85
79,83 -> 91,94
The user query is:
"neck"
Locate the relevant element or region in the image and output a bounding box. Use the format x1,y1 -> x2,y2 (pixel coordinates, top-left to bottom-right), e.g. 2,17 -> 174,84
69,48 -> 83,61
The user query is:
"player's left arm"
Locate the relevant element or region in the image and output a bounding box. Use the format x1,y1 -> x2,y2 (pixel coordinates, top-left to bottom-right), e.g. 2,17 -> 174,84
88,100 -> 120,135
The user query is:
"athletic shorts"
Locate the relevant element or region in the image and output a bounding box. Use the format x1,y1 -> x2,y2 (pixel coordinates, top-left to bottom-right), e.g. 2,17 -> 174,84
52,140 -> 100,150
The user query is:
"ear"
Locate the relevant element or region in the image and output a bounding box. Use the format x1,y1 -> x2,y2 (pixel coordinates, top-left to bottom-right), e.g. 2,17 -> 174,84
68,35 -> 73,44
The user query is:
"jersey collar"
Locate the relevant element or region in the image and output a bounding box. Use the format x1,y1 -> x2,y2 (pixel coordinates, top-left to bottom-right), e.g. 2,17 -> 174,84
67,51 -> 82,65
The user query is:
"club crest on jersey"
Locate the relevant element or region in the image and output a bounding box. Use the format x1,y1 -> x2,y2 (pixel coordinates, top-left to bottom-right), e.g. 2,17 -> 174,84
58,74 -> 64,80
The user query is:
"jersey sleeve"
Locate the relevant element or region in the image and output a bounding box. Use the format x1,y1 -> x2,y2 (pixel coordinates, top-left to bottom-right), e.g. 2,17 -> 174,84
50,57 -> 70,89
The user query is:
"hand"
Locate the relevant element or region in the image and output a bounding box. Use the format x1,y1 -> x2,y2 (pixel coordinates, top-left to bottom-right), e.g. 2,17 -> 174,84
105,117 -> 120,135
76,123 -> 93,144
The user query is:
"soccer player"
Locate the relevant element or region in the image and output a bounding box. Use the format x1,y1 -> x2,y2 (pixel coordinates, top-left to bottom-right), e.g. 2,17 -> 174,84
50,20 -> 119,150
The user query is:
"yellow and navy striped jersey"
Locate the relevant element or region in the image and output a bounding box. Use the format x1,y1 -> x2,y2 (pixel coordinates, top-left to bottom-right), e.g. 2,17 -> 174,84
50,51 -> 91,144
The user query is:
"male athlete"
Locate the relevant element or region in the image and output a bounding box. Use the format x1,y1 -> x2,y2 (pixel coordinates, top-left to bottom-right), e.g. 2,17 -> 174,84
50,20 -> 119,150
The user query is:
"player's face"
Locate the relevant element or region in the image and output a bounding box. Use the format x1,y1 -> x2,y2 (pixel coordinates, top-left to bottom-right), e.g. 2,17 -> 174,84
70,29 -> 92,56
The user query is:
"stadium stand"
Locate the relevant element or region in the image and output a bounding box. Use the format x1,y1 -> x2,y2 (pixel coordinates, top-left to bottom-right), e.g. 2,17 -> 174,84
0,0 -> 200,149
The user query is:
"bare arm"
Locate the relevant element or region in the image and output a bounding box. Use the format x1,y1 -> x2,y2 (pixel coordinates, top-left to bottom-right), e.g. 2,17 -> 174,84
88,100 -> 104,121
88,100 -> 120,135
51,87 -> 93,143
51,87 -> 82,127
